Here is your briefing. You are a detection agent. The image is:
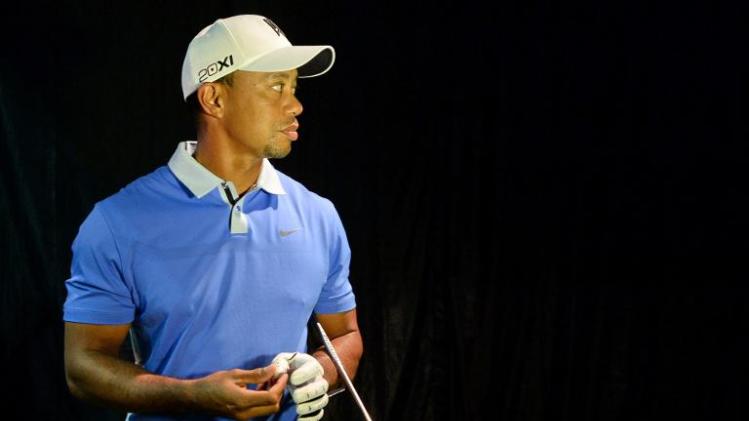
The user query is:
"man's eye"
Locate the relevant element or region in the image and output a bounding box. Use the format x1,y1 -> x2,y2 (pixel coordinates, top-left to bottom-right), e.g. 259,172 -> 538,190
272,83 -> 284,92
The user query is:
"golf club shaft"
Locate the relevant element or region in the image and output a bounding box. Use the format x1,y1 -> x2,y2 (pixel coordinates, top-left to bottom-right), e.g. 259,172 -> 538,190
316,322 -> 372,421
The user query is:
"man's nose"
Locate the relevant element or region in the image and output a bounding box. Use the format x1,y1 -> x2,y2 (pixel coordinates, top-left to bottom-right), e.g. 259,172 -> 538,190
288,95 -> 303,117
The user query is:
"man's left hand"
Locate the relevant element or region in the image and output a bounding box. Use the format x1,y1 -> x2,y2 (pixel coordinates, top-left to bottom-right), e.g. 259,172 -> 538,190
272,352 -> 329,420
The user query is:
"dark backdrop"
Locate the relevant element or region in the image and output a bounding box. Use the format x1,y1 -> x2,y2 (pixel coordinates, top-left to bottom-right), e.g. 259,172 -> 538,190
2,1 -> 748,420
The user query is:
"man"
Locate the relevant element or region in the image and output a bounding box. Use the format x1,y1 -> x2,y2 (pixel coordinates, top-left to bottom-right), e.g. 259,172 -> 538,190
63,14 -> 363,421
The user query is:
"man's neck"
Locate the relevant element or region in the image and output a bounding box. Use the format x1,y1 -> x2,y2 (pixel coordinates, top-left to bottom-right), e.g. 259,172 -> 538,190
193,134 -> 262,195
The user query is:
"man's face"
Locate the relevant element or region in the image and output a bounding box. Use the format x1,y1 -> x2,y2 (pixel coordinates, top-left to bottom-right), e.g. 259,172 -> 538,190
221,69 -> 303,159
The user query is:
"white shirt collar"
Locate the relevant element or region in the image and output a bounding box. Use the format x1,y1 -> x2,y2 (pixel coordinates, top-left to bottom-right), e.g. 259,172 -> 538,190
168,141 -> 286,198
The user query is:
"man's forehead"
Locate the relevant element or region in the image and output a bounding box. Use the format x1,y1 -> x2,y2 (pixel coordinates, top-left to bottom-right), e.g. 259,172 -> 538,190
265,69 -> 298,80
231,69 -> 298,84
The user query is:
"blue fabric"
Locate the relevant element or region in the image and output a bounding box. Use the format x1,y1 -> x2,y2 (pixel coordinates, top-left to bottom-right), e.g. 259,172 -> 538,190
64,165 -> 355,420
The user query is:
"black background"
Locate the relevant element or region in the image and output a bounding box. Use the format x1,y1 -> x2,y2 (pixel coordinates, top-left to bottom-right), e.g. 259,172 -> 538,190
1,0 -> 748,420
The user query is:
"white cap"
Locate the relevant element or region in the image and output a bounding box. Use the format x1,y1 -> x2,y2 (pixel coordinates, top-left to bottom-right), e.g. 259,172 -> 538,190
181,15 -> 335,100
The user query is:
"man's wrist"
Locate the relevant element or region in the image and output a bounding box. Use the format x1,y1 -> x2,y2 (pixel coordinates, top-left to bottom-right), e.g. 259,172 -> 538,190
179,377 -> 201,411
312,350 -> 338,387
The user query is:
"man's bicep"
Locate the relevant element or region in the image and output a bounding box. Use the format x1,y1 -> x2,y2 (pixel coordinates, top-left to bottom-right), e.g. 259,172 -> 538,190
64,322 -> 131,357
63,322 -> 141,401
315,309 -> 359,339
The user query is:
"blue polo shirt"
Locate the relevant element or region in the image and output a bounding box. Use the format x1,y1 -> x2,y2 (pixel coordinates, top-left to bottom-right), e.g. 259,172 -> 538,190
64,141 -> 356,420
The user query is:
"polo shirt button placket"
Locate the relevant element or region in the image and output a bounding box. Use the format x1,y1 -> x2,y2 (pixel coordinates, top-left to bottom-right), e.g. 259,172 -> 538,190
230,201 -> 249,234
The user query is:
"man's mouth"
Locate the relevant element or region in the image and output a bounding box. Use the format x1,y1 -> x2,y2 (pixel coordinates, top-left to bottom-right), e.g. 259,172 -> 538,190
281,121 -> 299,141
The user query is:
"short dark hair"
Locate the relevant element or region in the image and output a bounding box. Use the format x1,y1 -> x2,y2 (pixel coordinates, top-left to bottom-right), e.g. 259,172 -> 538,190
186,72 -> 236,126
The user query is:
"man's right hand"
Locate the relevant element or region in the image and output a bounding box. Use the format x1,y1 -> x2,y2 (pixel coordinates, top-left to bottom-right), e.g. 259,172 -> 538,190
190,364 -> 289,420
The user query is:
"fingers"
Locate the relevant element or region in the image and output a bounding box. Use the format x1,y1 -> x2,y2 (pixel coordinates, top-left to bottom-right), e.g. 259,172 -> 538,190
290,359 -> 324,386
271,352 -> 296,379
246,373 -> 287,404
268,372 -> 289,395
291,378 -> 328,403
272,358 -> 290,379
234,374 -> 288,416
296,393 -> 329,415
278,352 -> 325,385
268,352 -> 330,419
195,369 -> 288,419
231,364 -> 276,385
299,409 -> 325,421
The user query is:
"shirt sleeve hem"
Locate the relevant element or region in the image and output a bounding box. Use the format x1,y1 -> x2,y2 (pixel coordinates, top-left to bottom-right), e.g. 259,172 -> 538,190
314,296 -> 357,315
63,308 -> 134,325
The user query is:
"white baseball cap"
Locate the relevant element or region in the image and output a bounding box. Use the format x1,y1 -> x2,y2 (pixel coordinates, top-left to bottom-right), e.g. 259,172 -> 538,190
181,14 -> 335,100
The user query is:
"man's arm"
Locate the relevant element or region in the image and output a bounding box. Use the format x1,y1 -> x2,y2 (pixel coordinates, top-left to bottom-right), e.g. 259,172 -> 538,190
64,322 -> 287,420
312,309 -> 363,387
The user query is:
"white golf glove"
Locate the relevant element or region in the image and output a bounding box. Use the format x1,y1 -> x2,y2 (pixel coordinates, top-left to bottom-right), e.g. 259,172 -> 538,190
272,352 -> 329,420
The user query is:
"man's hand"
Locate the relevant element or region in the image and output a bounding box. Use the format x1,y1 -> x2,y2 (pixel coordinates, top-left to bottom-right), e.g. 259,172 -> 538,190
191,364 -> 288,420
272,352 -> 329,420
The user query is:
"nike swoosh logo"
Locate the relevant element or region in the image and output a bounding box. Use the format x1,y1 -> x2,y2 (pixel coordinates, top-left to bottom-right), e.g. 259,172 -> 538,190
279,229 -> 300,237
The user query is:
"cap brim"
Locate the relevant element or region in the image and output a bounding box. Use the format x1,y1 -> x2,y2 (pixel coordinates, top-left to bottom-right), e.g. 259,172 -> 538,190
240,46 -> 335,78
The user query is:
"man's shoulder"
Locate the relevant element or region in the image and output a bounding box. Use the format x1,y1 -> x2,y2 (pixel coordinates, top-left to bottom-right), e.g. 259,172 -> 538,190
96,165 -> 176,216
275,169 -> 336,212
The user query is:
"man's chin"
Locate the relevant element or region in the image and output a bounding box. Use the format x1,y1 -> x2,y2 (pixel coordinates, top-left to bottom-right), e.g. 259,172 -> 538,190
264,143 -> 292,159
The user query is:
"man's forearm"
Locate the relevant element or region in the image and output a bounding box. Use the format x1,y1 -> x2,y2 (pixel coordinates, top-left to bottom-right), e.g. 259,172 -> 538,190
66,350 -> 197,414
312,329 -> 363,387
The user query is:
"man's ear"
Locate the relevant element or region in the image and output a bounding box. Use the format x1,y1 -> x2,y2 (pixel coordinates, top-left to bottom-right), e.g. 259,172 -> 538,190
196,83 -> 226,119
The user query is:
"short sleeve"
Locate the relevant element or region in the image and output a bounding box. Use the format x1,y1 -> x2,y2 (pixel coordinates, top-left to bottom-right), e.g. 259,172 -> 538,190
63,205 -> 136,324
314,201 -> 356,314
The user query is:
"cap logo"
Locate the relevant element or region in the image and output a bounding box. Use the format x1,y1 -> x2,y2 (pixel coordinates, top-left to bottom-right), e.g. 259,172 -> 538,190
263,18 -> 285,37
197,55 -> 234,82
